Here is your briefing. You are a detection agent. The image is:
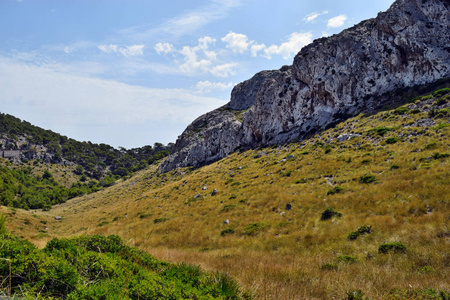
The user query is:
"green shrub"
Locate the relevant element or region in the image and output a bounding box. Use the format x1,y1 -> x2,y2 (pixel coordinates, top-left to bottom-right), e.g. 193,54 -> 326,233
359,174 -> 376,184
243,222 -> 270,236
394,107 -> 409,115
432,88 -> 450,98
220,228 -> 235,236
378,242 -> 407,254
320,207 -> 342,221
336,255 -> 358,264
327,186 -> 343,195
368,127 -> 391,136
432,153 -> 450,160
385,137 -> 400,144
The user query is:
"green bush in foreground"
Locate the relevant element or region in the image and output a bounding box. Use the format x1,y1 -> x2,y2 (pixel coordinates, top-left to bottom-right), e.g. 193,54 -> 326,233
0,233 -> 251,299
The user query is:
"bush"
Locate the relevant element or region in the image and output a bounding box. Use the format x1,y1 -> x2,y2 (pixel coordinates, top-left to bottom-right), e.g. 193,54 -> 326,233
336,255 -> 358,264
327,186 -> 343,195
368,127 -> 391,136
432,88 -> 450,98
385,137 -> 400,144
320,208 -> 342,221
394,107 -> 409,115
378,242 -> 407,254
243,222 -> 270,236
220,228 -> 235,236
348,225 -> 372,240
359,174 -> 376,184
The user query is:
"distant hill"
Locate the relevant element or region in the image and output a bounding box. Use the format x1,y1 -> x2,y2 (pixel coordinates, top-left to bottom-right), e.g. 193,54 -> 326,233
0,112 -> 172,210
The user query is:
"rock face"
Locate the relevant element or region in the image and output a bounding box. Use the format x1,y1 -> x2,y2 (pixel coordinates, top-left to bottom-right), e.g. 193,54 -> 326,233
159,0 -> 450,173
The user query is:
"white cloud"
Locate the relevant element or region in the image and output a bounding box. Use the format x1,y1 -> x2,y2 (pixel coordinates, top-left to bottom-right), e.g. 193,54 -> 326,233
327,15 -> 347,28
221,32 -> 250,54
120,0 -> 243,41
154,42 -> 175,54
210,63 -> 237,78
178,37 -> 234,77
250,43 -> 266,57
264,32 -> 313,59
98,44 -> 145,57
303,11 -> 328,23
195,81 -> 233,94
0,56 -> 227,147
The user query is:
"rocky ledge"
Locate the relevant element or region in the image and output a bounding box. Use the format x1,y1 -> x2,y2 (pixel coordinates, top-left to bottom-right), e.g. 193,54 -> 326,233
159,0 -> 450,173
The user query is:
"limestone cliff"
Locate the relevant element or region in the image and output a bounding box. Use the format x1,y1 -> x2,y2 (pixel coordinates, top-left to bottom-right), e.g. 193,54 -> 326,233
159,0 -> 450,173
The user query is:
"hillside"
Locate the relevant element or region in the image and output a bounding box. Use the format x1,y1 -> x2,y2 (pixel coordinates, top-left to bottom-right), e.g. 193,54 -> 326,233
0,113 -> 172,210
4,85 -> 449,299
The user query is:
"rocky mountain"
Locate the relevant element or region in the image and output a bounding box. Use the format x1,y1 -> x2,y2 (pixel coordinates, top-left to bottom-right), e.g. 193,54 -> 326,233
159,0 -> 450,173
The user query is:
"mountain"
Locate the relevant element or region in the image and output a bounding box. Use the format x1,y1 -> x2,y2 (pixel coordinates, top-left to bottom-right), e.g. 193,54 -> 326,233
159,0 -> 450,173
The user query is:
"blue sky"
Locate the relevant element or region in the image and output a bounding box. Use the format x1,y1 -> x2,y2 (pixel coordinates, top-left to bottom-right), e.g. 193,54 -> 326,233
0,0 -> 394,149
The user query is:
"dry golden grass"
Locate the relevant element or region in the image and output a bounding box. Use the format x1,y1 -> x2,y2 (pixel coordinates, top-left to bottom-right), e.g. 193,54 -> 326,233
3,96 -> 450,299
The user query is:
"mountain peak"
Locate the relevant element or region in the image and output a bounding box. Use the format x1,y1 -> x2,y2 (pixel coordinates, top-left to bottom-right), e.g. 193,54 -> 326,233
159,0 -> 450,173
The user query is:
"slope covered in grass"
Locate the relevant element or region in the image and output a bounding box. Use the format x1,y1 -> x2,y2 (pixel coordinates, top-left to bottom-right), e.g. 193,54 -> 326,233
2,86 -> 450,299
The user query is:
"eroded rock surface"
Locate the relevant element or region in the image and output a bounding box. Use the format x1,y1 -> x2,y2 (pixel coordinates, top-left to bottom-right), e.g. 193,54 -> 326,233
159,0 -> 450,173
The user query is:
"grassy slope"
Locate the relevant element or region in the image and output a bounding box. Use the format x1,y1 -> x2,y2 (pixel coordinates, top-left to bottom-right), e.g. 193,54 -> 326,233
2,89 -> 450,299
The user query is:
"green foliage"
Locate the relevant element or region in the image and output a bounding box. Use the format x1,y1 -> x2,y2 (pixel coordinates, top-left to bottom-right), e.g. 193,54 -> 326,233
220,228 -> 235,236
0,165 -> 101,210
359,174 -> 377,184
394,107 -> 409,115
0,233 -> 249,299
378,242 -> 407,254
367,126 -> 391,136
348,225 -> 372,240
327,186 -> 343,195
431,153 -> 450,160
0,113 -> 172,178
432,88 -> 450,98
0,214 -> 7,235
243,222 -> 270,236
336,255 -> 358,264
320,207 -> 342,221
385,137 -> 400,144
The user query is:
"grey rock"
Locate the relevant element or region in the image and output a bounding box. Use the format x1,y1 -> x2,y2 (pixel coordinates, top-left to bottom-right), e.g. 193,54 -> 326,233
337,134 -> 362,142
159,0 -> 450,173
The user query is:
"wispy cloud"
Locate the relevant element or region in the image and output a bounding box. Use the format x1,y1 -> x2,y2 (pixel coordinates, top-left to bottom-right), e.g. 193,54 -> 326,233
98,44 -> 145,57
0,56 -> 227,147
195,81 -> 233,94
303,10 -> 329,23
120,0 -> 243,42
327,15 -> 347,28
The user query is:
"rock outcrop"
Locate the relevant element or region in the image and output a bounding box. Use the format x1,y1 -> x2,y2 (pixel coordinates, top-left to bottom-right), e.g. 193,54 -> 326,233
159,0 -> 450,173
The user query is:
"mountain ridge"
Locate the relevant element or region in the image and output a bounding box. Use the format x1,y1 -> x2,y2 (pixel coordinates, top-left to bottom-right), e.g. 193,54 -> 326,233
159,0 -> 450,172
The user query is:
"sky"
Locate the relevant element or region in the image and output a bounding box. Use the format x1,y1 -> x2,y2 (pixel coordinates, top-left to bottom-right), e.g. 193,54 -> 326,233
0,0 -> 394,149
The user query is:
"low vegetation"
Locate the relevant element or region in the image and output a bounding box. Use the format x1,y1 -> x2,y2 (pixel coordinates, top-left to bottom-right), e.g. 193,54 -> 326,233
0,223 -> 250,299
